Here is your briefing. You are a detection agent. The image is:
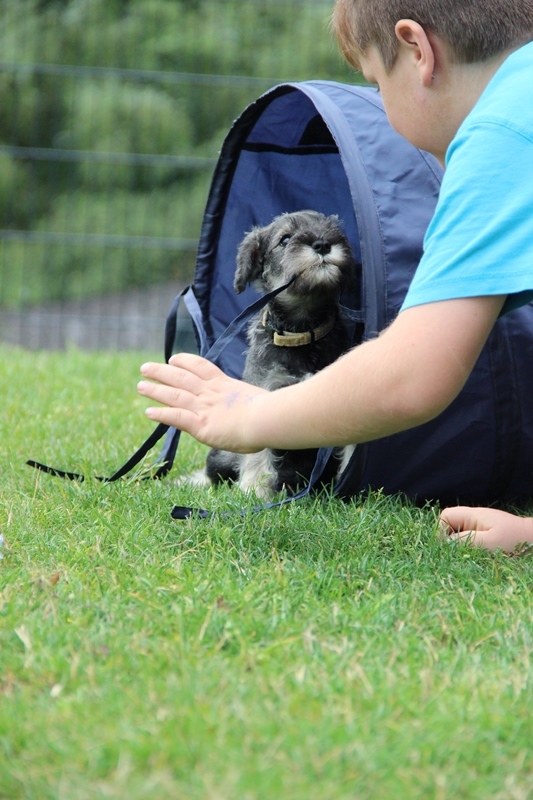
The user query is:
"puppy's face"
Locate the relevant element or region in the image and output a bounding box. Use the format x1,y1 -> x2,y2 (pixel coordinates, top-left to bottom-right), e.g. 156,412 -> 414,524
234,210 -> 354,298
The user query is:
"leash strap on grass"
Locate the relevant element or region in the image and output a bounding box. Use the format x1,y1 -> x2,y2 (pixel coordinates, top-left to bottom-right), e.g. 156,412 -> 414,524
26,281 -> 295,487
26,422 -> 173,483
26,460 -> 87,482
170,446 -> 335,520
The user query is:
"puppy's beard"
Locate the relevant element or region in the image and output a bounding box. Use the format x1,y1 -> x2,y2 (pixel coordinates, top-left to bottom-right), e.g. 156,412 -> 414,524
278,244 -> 346,292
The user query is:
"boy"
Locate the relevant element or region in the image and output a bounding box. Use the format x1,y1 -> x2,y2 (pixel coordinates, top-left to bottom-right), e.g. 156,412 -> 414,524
138,0 -> 533,553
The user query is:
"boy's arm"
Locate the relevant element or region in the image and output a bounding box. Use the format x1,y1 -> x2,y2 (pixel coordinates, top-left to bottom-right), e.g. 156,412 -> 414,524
138,295 -> 505,452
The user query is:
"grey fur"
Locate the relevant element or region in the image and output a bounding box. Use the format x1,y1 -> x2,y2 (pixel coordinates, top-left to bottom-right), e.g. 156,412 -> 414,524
203,210 -> 358,498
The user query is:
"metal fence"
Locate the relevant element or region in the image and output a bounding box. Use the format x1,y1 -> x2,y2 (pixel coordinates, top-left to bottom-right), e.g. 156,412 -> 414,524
0,0 -> 355,350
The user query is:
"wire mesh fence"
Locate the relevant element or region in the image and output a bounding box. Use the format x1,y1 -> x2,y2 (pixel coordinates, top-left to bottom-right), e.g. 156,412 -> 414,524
0,0 -> 357,350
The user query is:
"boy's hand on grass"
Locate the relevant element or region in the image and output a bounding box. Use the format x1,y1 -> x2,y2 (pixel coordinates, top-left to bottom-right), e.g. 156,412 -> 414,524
439,506 -> 533,555
138,354 -> 267,454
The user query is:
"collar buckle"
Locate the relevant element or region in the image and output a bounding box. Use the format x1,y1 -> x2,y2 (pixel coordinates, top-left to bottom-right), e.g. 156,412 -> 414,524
261,310 -> 335,347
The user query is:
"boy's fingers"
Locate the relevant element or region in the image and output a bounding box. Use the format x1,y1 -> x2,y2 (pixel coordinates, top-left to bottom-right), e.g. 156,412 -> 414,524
439,507 -> 533,554
447,529 -> 483,544
139,361 -> 206,395
440,518 -> 501,550
144,404 -> 199,434
439,506 -> 479,534
439,507 -> 493,547
447,528 -> 511,553
168,353 -> 223,380
139,357 -> 228,398
137,378 -> 196,410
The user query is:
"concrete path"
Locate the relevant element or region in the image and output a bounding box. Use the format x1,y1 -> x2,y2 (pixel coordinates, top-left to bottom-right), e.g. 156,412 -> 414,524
0,282 -> 198,352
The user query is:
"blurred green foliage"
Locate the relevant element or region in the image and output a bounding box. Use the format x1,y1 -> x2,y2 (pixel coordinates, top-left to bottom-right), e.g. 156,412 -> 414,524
0,0 -> 359,307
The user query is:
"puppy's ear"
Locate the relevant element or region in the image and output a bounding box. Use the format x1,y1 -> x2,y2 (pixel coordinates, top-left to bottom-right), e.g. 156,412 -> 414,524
234,227 -> 268,293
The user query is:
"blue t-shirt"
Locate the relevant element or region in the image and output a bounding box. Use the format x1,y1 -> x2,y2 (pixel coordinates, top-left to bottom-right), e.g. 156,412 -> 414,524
401,41 -> 533,316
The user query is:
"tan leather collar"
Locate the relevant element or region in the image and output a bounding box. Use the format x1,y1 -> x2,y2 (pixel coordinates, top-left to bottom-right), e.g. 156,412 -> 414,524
262,310 -> 335,347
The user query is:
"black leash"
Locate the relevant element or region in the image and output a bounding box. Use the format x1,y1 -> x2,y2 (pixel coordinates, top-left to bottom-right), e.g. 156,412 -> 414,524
26,280 -> 295,487
27,422 -> 176,482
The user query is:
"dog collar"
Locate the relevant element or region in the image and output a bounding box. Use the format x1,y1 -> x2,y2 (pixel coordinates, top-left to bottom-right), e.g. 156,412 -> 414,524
261,310 -> 335,347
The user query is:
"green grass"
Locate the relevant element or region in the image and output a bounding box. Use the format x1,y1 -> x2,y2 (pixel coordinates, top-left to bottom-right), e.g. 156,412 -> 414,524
1,345 -> 532,799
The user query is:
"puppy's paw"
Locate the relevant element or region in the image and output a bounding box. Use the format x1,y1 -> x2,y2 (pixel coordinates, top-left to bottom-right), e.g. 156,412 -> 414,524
174,469 -> 212,488
238,451 -> 277,499
238,477 -> 274,500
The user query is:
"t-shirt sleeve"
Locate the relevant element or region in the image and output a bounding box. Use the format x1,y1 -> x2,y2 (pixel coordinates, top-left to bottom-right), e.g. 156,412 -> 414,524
401,120 -> 533,313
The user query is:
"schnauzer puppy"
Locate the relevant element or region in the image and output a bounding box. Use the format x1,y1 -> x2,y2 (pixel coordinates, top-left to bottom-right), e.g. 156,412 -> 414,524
199,209 -> 357,498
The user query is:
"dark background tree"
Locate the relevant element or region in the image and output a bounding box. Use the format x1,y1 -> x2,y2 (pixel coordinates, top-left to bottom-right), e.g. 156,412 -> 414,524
0,0 -> 360,308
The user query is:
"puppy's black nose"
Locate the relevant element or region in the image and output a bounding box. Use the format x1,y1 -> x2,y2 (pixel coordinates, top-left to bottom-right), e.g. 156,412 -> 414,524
312,239 -> 331,255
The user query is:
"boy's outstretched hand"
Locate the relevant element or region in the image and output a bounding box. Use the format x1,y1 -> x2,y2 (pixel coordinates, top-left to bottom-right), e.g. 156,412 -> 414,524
440,506 -> 533,554
137,297 -> 508,460
138,354 -> 268,454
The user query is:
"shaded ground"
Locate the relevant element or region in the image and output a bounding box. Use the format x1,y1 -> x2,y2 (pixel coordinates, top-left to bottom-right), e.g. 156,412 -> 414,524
0,282 -> 198,352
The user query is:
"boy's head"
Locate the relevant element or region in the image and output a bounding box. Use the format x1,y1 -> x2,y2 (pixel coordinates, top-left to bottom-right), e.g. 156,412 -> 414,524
333,0 -> 533,73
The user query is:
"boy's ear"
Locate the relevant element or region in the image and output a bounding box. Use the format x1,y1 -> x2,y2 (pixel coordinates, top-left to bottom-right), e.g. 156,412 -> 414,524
394,19 -> 436,87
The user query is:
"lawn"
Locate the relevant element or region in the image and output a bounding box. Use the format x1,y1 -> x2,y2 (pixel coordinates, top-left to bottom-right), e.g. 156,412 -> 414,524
1,345 -> 532,799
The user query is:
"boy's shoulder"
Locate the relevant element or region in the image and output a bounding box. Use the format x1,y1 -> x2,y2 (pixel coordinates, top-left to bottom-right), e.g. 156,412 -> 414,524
470,41 -> 533,126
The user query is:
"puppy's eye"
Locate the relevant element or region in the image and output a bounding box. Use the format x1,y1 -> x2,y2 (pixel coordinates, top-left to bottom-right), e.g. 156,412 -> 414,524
278,234 -> 291,247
